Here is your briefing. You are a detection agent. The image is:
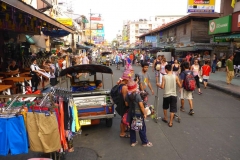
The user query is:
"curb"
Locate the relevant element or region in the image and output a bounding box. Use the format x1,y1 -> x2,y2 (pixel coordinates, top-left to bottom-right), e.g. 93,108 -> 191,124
207,82 -> 240,98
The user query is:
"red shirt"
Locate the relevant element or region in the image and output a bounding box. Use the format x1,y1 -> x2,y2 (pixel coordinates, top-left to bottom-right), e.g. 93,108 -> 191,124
201,65 -> 211,76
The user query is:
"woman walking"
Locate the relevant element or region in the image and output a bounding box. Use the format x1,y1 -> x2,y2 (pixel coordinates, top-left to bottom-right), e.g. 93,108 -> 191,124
172,59 -> 180,76
159,58 -> 168,85
191,59 -> 202,94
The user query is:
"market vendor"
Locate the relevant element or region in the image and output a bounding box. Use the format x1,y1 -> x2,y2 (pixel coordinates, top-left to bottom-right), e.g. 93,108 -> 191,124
30,58 -> 46,92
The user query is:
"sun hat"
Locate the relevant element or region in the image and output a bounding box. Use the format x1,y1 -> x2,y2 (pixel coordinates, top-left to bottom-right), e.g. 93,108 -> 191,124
121,70 -> 131,80
127,80 -> 138,92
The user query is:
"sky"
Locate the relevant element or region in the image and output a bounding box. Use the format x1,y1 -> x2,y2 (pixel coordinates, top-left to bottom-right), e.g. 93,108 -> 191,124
69,0 -> 221,41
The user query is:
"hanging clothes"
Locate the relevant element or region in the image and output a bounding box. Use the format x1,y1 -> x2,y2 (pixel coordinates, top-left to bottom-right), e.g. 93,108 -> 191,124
26,112 -> 61,153
0,116 -> 28,156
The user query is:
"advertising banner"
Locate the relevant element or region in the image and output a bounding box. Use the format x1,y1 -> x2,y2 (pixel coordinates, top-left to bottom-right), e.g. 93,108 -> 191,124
139,29 -> 149,34
56,18 -> 73,26
145,36 -> 157,43
187,0 -> 215,13
90,17 -> 101,21
209,15 -> 232,35
97,24 -> 103,30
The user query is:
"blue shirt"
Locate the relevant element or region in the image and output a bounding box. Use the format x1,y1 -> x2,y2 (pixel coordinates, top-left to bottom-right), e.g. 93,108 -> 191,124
116,55 -> 120,63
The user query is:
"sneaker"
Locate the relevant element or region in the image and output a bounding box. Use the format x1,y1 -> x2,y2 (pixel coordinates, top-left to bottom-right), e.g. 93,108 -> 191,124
189,109 -> 194,115
180,106 -> 185,112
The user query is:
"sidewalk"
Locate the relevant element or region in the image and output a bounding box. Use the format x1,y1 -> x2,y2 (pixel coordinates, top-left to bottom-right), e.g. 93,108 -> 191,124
207,71 -> 240,98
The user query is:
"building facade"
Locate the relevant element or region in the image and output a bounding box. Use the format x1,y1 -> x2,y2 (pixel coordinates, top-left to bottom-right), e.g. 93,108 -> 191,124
123,15 -> 184,45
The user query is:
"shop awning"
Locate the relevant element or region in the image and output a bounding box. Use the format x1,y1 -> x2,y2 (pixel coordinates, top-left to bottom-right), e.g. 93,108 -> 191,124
26,35 -> 47,48
1,0 -> 74,33
42,29 -> 70,37
175,47 -> 195,52
214,34 -> 240,42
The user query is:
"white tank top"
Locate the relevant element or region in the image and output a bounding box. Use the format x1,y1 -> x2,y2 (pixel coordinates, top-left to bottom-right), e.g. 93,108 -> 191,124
192,65 -> 199,76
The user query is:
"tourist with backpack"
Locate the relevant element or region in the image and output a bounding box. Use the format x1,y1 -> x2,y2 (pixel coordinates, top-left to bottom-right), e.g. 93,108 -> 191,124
125,80 -> 153,147
179,62 -> 195,115
110,70 -> 131,138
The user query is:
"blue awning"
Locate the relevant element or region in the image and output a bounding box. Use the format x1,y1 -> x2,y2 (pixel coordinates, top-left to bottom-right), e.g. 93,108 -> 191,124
42,29 -> 70,37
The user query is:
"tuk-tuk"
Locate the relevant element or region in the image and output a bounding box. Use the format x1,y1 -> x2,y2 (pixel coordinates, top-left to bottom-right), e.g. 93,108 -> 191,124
100,52 -> 112,66
59,64 -> 115,127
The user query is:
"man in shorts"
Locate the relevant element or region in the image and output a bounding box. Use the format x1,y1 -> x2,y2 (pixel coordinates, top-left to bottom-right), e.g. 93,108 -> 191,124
179,62 -> 194,115
158,64 -> 181,127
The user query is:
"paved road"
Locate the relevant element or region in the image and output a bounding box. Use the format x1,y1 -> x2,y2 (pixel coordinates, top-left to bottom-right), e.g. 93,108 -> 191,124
2,64 -> 240,160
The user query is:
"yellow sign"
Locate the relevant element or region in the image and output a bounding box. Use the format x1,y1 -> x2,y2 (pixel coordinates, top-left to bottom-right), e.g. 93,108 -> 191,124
85,30 -> 97,36
187,0 -> 215,13
56,18 -> 73,26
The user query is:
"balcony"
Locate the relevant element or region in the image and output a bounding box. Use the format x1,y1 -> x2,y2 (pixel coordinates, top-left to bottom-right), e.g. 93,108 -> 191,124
37,0 -> 53,12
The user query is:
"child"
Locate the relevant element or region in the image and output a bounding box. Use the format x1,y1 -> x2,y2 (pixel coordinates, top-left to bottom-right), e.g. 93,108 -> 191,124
125,80 -> 153,147
216,59 -> 222,71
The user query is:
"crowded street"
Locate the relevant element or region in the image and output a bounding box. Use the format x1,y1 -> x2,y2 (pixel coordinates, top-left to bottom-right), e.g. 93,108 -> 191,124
1,0 -> 240,160
1,64 -> 240,160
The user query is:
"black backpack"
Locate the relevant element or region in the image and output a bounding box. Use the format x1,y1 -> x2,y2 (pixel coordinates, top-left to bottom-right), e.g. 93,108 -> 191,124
110,84 -> 124,104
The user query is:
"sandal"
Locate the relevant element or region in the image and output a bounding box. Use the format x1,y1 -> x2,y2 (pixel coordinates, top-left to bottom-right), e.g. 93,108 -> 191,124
131,141 -> 138,147
168,123 -> 173,127
180,106 -> 185,112
162,118 -> 168,123
198,92 -> 202,95
142,142 -> 153,147
120,134 -> 130,138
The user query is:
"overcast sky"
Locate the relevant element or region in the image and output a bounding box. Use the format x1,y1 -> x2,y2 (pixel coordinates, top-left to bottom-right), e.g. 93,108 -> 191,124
68,0 -> 221,41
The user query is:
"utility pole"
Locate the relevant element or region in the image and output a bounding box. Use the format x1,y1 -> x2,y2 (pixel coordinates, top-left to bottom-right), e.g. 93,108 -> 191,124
90,9 -> 91,43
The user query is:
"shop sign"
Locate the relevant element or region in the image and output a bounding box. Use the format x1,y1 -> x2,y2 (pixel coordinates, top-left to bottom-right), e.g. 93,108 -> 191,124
90,17 -> 101,21
97,24 -> 103,30
139,29 -> 149,34
231,11 -> 240,32
209,15 -> 232,35
56,18 -> 73,26
214,34 -> 240,42
187,0 -> 215,13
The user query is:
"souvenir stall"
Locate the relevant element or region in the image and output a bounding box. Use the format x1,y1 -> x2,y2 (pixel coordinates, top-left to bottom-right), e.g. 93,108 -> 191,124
0,89 -> 80,160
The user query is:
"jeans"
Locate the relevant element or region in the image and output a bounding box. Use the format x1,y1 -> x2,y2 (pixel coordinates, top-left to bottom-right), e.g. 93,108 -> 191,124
130,115 -> 148,144
212,63 -> 216,73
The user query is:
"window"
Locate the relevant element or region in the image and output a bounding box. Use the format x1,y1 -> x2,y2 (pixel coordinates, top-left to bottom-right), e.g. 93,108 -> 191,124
183,24 -> 187,35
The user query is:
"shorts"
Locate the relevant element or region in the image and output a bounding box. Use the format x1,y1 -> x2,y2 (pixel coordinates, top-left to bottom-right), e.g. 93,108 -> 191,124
163,96 -> 177,113
203,79 -> 208,82
0,116 -> 28,156
155,70 -> 160,77
180,88 -> 193,99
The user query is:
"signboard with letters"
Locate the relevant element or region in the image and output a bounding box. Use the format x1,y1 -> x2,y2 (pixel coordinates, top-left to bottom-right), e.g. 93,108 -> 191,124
139,29 -> 149,34
97,24 -> 103,30
90,17 -> 101,21
56,18 -> 73,26
187,0 -> 215,13
209,15 -> 232,35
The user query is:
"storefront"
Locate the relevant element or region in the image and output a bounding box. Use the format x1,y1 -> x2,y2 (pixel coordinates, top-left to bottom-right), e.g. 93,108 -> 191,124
0,0 -> 74,71
209,15 -> 232,60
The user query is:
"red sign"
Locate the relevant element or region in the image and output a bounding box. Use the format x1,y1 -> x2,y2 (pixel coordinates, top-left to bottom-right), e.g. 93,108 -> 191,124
232,11 -> 240,31
194,0 -> 210,4
90,17 -> 101,21
97,24 -> 103,30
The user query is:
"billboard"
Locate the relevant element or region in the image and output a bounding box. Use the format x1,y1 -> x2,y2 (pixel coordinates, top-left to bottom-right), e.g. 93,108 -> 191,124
90,17 -> 101,21
187,0 -> 215,13
56,18 -> 73,26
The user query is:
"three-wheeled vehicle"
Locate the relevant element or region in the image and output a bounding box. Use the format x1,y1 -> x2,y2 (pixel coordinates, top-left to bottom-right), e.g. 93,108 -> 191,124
100,52 -> 112,66
59,64 -> 115,127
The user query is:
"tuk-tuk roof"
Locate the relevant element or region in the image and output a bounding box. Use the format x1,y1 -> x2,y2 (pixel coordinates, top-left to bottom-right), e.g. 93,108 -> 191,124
59,64 -> 113,76
101,52 -> 111,56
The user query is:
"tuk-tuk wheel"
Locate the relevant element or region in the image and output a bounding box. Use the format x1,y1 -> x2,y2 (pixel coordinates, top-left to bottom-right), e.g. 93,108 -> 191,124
106,118 -> 113,127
